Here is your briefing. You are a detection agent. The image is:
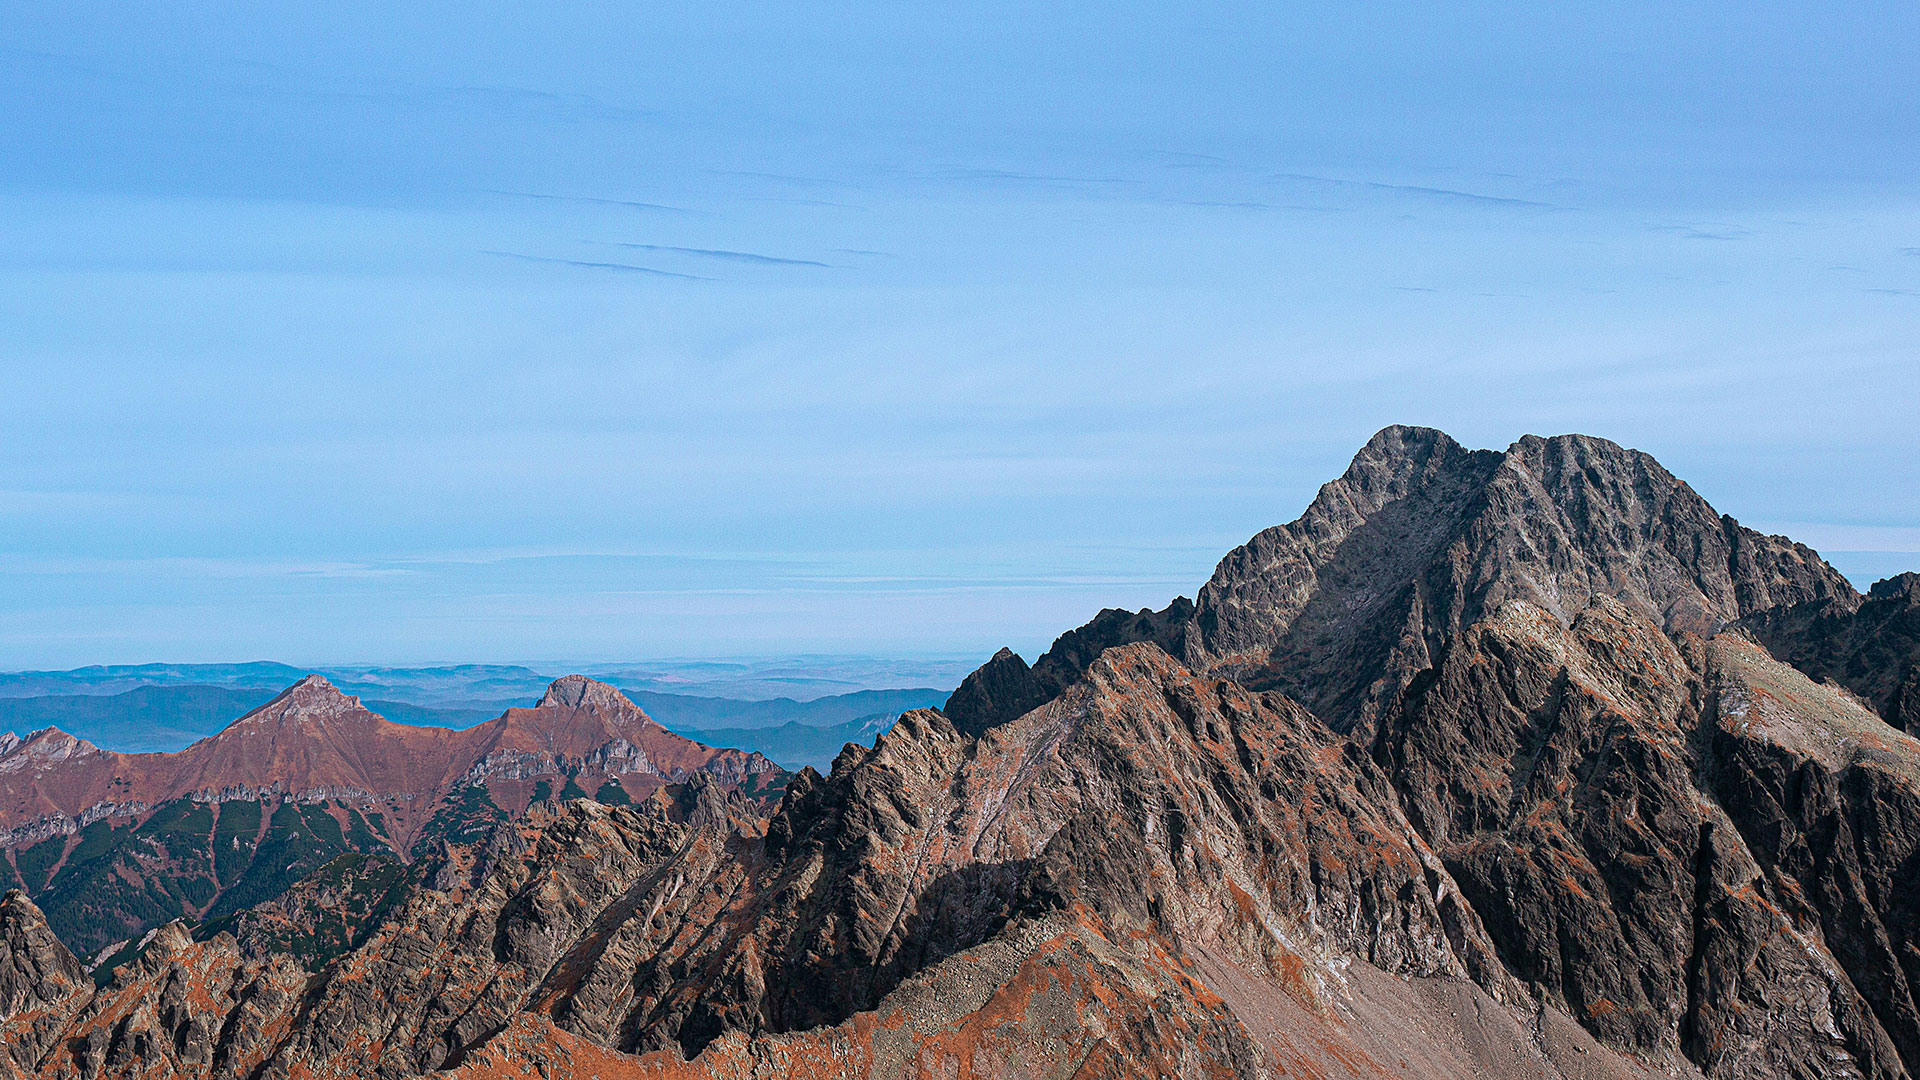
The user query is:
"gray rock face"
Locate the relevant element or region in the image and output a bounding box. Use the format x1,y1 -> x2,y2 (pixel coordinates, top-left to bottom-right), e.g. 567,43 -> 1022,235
966,427 -> 1855,744
942,600 -> 1196,737
1372,599 -> 1909,1078
1180,427 -> 1853,738
927,426 -> 1913,1078
0,892 -> 84,1015
1741,570 -> 1920,734
1698,636 -> 1920,1074
0,901 -> 306,1080
0,645 -> 1585,1079
0,891 -> 90,1073
939,647 -> 1047,737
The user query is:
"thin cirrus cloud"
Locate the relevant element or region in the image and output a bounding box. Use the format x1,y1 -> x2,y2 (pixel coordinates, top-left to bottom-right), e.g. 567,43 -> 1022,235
485,190 -> 698,215
480,250 -> 707,279
613,243 -> 831,268
1267,173 -> 1566,211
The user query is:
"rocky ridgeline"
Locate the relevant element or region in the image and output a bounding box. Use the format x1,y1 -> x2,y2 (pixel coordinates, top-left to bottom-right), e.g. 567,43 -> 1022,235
0,730 -> 101,772
1,427 -> 1918,1080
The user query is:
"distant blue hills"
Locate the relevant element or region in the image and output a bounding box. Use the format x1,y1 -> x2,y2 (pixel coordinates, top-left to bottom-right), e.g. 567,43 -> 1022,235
0,662 -> 957,770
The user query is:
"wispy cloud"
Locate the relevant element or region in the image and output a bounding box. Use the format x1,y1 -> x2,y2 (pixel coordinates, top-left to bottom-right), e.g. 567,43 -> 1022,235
0,554 -> 413,579
932,167 -> 1136,187
1648,222 -> 1751,241
481,251 -> 707,279
706,169 -> 848,189
614,243 -> 830,268
487,190 -> 696,215
1271,173 -> 1564,210
1156,151 -> 1233,169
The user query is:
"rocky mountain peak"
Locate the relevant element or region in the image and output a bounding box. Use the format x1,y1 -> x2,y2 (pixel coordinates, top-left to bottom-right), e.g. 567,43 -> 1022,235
143,919 -> 195,959
941,647 -> 1043,737
1339,424 -> 1486,504
0,728 -> 99,772
536,674 -> 635,711
233,674 -> 365,729
944,426 -> 1860,745
1173,428 -> 1855,731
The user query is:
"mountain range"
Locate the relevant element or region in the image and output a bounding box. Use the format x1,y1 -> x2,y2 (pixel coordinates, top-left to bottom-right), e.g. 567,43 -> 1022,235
0,685 -> 948,767
2,426 -> 1918,1079
0,674 -> 785,956
0,659 -> 967,710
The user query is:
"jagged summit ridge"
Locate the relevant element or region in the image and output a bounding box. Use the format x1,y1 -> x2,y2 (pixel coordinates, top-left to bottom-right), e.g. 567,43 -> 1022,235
950,425 -> 1858,740
1187,425 -> 1851,673
929,426 -> 1916,1078
231,673 -> 366,728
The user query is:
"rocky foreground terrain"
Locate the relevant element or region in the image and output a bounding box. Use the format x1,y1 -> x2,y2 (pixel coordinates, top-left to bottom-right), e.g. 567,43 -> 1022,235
4,426 -> 1920,1079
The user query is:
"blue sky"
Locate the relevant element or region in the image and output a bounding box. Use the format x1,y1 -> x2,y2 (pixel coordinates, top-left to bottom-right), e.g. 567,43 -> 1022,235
2,2 -> 1918,667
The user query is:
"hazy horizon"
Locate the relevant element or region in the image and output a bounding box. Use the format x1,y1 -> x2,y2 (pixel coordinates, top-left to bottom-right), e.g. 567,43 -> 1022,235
0,521 -> 1909,671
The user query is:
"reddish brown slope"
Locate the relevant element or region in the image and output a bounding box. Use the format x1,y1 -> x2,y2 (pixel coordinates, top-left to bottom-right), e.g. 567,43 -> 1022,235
449,674 -> 779,796
0,675 -> 785,953
0,677 -> 457,849
174,675 -> 459,802
0,675 -> 781,849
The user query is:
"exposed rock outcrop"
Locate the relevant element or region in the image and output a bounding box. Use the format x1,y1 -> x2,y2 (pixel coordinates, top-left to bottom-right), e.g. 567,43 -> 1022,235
939,648 -> 1047,737
0,638 -> 1673,1079
954,427 -> 1857,746
1371,598 -> 1907,1077
0,896 -> 306,1080
943,601 -> 1197,737
1741,570 -> 1920,734
538,673 -> 637,711
0,891 -> 90,1074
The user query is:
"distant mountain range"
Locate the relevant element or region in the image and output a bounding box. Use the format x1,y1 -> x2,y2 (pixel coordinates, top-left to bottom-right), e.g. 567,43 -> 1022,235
0,657 -> 972,705
0,674 -> 784,955
0,681 -> 949,769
